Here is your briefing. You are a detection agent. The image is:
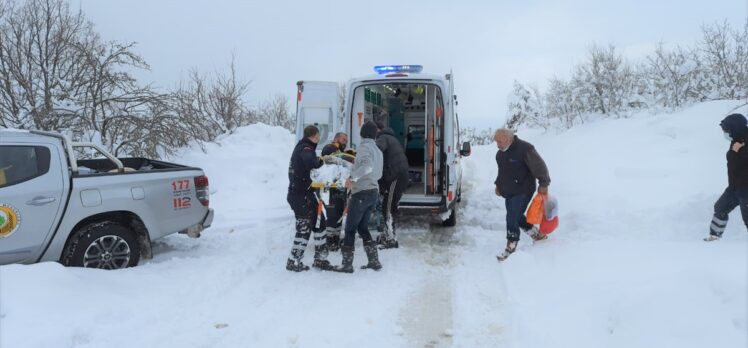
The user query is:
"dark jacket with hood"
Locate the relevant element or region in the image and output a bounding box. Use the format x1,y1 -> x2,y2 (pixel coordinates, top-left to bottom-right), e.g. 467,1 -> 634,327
495,136 -> 551,197
288,137 -> 323,194
721,113 -> 748,189
375,128 -> 409,183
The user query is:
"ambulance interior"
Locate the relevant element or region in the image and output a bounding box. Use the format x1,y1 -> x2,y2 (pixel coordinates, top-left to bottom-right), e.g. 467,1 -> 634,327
351,83 -> 445,196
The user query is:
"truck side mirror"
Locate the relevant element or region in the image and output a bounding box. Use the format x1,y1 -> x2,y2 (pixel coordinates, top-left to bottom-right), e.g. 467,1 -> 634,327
460,142 -> 471,156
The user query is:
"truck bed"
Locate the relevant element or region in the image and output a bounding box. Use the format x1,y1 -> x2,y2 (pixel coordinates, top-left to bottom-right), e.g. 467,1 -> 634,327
76,157 -> 198,176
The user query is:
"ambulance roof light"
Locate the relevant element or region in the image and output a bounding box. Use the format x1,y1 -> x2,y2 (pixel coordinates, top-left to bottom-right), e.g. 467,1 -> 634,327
373,65 -> 423,74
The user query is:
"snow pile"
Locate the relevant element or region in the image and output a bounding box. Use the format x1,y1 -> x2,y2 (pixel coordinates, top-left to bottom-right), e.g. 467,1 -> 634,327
454,100 -> 747,347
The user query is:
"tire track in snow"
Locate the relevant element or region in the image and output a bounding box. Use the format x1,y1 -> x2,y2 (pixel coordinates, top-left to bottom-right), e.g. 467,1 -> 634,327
397,223 -> 457,347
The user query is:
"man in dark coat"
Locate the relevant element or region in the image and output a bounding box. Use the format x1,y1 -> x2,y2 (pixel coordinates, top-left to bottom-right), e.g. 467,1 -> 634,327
494,128 -> 551,261
320,132 -> 354,251
286,125 -> 331,271
706,113 -> 748,241
375,121 -> 410,249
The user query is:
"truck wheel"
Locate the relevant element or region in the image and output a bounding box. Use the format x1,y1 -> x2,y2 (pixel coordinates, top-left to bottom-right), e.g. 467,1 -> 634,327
442,207 -> 457,227
63,222 -> 140,269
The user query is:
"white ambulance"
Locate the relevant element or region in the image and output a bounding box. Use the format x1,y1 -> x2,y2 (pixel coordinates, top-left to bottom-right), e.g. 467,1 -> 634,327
295,65 -> 471,226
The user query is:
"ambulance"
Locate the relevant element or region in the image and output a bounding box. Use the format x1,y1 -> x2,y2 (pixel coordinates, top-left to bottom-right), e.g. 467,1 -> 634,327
295,65 -> 471,226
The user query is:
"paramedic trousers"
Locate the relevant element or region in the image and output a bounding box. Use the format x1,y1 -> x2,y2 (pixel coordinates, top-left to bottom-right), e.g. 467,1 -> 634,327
710,187 -> 748,237
505,193 -> 534,242
380,171 -> 409,241
342,189 -> 379,247
324,189 -> 347,230
287,191 -> 328,261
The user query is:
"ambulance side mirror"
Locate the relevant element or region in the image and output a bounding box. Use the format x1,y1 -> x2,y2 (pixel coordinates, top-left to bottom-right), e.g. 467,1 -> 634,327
460,142 -> 471,157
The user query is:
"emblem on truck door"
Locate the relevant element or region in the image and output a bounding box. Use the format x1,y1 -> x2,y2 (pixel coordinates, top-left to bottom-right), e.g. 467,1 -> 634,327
0,203 -> 21,238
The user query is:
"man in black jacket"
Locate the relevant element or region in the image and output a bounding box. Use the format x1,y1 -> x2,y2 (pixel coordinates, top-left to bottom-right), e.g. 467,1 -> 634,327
286,125 -> 331,271
494,128 -> 551,261
706,113 -> 748,241
320,132 -> 354,251
375,121 -> 409,249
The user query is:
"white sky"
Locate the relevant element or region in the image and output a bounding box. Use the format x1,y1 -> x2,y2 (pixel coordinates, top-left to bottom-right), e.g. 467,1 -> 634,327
77,0 -> 747,129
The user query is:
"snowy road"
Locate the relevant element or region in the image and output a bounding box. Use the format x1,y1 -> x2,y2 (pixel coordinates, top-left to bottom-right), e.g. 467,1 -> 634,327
1,101 -> 747,347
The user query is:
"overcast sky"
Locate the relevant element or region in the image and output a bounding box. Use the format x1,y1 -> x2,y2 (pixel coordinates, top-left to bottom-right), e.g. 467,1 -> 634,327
77,0 -> 746,129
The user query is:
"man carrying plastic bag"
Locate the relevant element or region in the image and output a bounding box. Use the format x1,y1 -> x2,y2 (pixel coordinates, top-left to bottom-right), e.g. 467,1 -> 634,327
493,128 -> 552,261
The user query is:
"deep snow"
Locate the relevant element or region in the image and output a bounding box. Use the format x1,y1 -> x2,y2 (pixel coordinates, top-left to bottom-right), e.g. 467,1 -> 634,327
0,101 -> 746,348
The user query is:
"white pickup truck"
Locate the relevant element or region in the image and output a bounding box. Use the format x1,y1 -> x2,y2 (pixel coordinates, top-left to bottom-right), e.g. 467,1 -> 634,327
0,129 -> 214,269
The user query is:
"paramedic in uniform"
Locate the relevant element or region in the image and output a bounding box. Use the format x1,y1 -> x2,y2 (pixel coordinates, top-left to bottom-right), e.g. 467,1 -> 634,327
286,125 -> 333,271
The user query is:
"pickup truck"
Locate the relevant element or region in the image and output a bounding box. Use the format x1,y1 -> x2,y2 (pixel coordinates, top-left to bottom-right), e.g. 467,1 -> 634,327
0,129 -> 214,269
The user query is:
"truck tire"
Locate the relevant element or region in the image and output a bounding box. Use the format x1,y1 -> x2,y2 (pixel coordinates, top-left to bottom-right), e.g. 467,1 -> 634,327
442,207 -> 457,227
63,222 -> 140,269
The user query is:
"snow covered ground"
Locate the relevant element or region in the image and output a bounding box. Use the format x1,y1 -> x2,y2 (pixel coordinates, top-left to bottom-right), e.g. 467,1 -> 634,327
1,101 -> 746,348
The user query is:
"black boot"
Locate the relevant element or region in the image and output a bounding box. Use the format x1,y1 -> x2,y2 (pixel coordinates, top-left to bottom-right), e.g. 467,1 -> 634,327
286,258 -> 309,272
362,241 -> 382,270
313,259 -> 334,271
333,245 -> 354,273
377,233 -> 399,249
327,230 -> 341,252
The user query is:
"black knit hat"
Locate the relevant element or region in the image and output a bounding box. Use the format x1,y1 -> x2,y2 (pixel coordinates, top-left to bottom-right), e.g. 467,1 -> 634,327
360,120 -> 379,139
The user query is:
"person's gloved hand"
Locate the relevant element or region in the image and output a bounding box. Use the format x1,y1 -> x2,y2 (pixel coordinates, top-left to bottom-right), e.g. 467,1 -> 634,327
537,186 -> 548,195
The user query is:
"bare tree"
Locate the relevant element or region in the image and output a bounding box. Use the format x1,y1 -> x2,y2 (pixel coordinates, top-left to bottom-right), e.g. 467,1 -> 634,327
644,43 -> 704,109
505,81 -> 547,130
698,20 -> 748,100
76,38 -> 160,151
257,93 -> 294,131
0,0 -> 92,130
208,54 -> 252,132
172,57 -> 253,142
574,44 -> 639,117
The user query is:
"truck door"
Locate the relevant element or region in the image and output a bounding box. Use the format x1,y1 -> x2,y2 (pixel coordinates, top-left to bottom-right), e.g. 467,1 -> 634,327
0,142 -> 66,264
295,81 -> 340,148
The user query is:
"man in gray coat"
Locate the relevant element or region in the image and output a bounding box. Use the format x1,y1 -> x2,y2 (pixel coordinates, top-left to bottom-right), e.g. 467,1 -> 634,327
334,121 -> 385,273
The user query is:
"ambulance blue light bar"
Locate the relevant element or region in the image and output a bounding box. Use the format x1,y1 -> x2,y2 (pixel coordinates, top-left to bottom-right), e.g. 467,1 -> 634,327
373,65 -> 423,74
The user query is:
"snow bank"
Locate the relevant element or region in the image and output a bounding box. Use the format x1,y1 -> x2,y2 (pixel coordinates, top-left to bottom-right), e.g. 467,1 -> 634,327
455,100 -> 748,347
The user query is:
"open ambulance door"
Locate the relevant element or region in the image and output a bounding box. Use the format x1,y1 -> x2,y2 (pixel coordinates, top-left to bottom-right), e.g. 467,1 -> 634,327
295,81 -> 341,149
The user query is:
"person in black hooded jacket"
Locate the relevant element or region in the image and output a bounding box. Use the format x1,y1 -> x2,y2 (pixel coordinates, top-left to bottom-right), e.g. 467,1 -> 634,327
706,113 -> 748,241
375,121 -> 409,249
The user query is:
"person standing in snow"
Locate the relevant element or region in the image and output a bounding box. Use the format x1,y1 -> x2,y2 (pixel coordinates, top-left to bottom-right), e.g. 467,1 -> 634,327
705,113 -> 748,241
494,128 -> 551,261
334,121 -> 384,273
321,132 -> 355,251
286,125 -> 332,271
374,121 -> 409,249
